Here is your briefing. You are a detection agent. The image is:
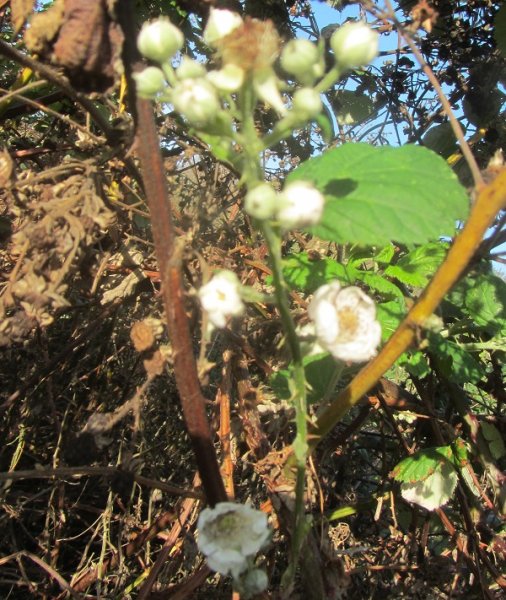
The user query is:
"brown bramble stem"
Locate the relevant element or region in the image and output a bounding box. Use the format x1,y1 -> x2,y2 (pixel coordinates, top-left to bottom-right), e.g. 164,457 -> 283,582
116,1 -> 227,507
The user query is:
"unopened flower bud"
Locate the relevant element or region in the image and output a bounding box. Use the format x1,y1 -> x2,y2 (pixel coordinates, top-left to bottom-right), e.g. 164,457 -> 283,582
207,64 -> 245,92
171,79 -> 221,126
244,183 -> 278,220
254,70 -> 287,115
277,181 -> 325,228
280,39 -> 323,85
176,56 -> 206,80
133,67 -> 166,97
330,21 -> 378,70
292,88 -> 322,120
203,8 -> 243,47
137,18 -> 184,63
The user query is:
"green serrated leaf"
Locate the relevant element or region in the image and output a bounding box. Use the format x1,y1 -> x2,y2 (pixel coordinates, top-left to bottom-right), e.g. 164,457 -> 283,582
374,244 -> 396,264
461,274 -> 506,336
385,242 -> 447,287
391,446 -> 454,483
356,271 -> 405,300
480,422 -> 506,460
282,253 -> 357,292
398,351 -> 430,378
269,353 -> 338,405
287,143 -> 468,245
400,459 -> 458,511
376,300 -> 405,341
429,332 -> 485,384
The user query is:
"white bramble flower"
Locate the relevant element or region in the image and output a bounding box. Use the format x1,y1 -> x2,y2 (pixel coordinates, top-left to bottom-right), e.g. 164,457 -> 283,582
207,63 -> 245,92
280,39 -> 324,85
308,282 -> 381,362
197,502 -> 270,578
330,21 -> 379,71
133,67 -> 166,98
171,78 -> 221,126
203,8 -> 243,47
276,181 -> 325,228
137,18 -> 184,63
244,183 -> 278,220
292,88 -> 322,120
198,271 -> 244,329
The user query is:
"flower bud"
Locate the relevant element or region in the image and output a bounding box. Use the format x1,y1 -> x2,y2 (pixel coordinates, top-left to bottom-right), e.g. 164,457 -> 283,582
137,18 -> 184,63
203,8 -> 243,47
244,183 -> 278,220
133,67 -> 166,98
171,79 -> 221,126
253,70 -> 287,115
330,21 -> 378,70
207,64 -> 245,92
276,181 -> 325,228
176,56 -> 206,80
280,39 -> 323,85
292,88 -> 322,120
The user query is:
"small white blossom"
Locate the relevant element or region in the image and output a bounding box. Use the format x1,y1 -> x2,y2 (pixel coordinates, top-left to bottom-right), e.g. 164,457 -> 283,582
330,21 -> 379,71
207,63 -> 245,92
276,181 -> 325,228
244,183 -> 278,220
171,78 -> 221,126
203,8 -> 243,47
308,282 -> 381,362
137,18 -> 184,63
197,502 -> 270,578
198,271 -> 244,329
133,67 -> 166,98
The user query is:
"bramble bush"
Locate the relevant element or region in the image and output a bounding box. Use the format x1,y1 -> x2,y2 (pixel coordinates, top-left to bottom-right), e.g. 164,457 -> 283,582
0,1 -> 505,598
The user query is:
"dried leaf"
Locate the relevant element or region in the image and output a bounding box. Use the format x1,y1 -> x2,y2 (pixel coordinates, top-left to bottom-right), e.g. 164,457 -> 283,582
10,0 -> 35,33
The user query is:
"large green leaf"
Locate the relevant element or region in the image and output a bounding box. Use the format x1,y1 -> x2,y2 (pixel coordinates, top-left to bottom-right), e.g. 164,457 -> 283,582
376,300 -> 405,342
287,143 -> 468,245
462,274 -> 506,335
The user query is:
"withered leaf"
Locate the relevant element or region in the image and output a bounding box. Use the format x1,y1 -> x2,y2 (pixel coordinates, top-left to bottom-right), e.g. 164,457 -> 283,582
10,0 -> 35,33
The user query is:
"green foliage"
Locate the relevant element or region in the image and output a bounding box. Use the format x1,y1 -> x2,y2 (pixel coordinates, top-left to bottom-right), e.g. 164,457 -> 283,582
376,300 -> 405,341
282,253 -> 358,291
269,353 -> 338,405
287,144 -> 469,245
384,242 -> 448,287
332,90 -> 376,125
428,332 -> 485,384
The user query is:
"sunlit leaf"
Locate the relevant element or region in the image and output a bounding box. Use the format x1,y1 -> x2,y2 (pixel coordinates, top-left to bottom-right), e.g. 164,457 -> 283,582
288,143 -> 468,245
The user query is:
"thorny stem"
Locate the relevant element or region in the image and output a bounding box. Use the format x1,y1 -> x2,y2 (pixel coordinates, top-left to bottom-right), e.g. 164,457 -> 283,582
117,0 -> 227,507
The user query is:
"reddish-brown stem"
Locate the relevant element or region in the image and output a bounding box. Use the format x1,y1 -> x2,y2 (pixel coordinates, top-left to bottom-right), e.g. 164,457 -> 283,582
117,1 -> 227,507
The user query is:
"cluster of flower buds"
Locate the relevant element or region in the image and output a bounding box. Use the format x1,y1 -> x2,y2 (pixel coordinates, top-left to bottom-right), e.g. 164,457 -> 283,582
245,180 -> 325,229
197,502 -> 270,597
